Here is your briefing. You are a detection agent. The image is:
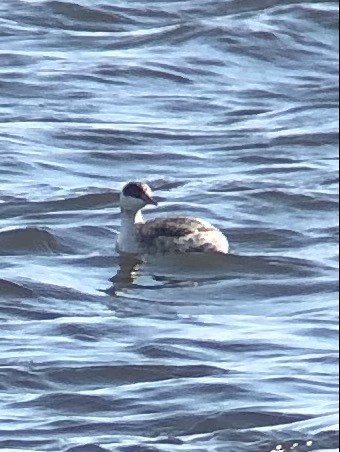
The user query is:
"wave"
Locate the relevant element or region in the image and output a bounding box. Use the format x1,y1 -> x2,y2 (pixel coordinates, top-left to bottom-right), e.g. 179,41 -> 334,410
0,227 -> 61,255
0,278 -> 33,297
247,189 -> 339,211
145,253 -> 330,278
0,192 -> 119,220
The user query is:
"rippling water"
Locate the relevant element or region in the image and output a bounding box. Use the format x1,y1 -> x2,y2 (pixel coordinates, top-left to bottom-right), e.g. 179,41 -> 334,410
0,1 -> 339,451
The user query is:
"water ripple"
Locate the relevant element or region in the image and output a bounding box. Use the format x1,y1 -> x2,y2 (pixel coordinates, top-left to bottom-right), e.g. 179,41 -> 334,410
0,0 -> 338,451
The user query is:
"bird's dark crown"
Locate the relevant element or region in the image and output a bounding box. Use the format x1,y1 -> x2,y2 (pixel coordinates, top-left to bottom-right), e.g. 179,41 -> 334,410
122,182 -> 146,199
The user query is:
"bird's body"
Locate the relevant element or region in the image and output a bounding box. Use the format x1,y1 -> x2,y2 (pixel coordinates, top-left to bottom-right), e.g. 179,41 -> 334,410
117,182 -> 229,255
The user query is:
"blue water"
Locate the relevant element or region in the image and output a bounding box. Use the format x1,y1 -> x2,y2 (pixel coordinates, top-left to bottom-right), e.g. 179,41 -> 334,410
0,1 -> 338,451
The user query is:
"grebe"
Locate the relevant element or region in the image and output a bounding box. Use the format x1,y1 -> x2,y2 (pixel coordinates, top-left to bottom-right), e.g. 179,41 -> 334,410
117,182 -> 229,255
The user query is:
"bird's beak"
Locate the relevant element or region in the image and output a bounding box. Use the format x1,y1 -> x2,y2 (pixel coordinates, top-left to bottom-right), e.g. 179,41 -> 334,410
142,193 -> 158,206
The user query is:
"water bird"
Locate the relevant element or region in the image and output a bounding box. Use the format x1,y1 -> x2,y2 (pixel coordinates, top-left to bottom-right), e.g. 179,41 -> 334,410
117,182 -> 229,254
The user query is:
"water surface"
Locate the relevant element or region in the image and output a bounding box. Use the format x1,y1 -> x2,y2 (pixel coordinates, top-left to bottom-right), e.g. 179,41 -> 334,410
0,1 -> 339,451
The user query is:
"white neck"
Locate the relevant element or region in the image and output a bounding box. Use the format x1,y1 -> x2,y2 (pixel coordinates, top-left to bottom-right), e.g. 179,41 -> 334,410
121,208 -> 144,224
117,208 -> 144,253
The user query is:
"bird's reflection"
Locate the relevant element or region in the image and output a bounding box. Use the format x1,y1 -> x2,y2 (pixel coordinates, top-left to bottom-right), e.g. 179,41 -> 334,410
106,253 -> 206,297
107,254 -> 143,293
106,252 -> 227,295
106,254 -> 183,295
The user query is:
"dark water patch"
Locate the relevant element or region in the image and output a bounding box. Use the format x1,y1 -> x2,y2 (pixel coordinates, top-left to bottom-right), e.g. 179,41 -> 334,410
309,225 -> 339,240
135,343 -> 200,360
103,3 -> 181,23
0,52 -> 37,68
131,275 -> 337,302
172,410 -> 310,435
67,445 -> 111,452
0,279 -> 33,298
11,392 -> 125,413
302,354 -> 339,366
166,338 -> 296,355
263,374 -> 339,392
0,303 -> 63,321
224,108 -> 272,119
52,126 -> 216,149
58,323 -> 100,342
130,66 -> 193,84
236,155 -> 302,165
0,367 -> 53,391
50,191 -> 119,211
136,342 -> 304,379
0,278 -> 108,311
247,165 -> 315,175
209,26 -> 323,68
46,23 -> 201,52
91,150 -> 202,163
150,179 -> 187,192
152,436 -> 184,446
319,175 -> 339,187
270,2 -> 340,30
236,87 -> 291,102
155,60 -> 219,78
54,128 -> 142,147
209,181 -> 258,193
0,191 -> 119,220
26,280 -> 105,303
146,253 -> 330,280
4,0 -> 130,33
112,23 -> 205,49
248,190 -> 338,211
55,126 -> 218,144
0,411 -> 310,441
64,254 -> 117,269
164,97 -> 226,115
238,279 -> 338,300
271,132 -> 339,147
0,80 -> 57,100
48,1 -> 122,26
117,446 -> 160,452
227,227 -> 311,250
58,224 -> 116,255
0,154 -> 34,173
0,227 -> 62,255
46,364 -> 226,386
0,193 -> 27,203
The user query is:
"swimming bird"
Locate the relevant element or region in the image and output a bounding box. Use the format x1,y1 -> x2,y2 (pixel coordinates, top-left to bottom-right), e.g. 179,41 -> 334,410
117,182 -> 229,255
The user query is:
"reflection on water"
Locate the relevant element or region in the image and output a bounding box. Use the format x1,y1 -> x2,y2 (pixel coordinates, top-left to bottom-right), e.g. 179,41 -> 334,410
108,254 -> 143,292
107,250 -> 334,298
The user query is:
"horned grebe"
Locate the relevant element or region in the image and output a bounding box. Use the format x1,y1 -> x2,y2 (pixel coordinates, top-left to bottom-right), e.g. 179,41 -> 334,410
117,182 -> 229,255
